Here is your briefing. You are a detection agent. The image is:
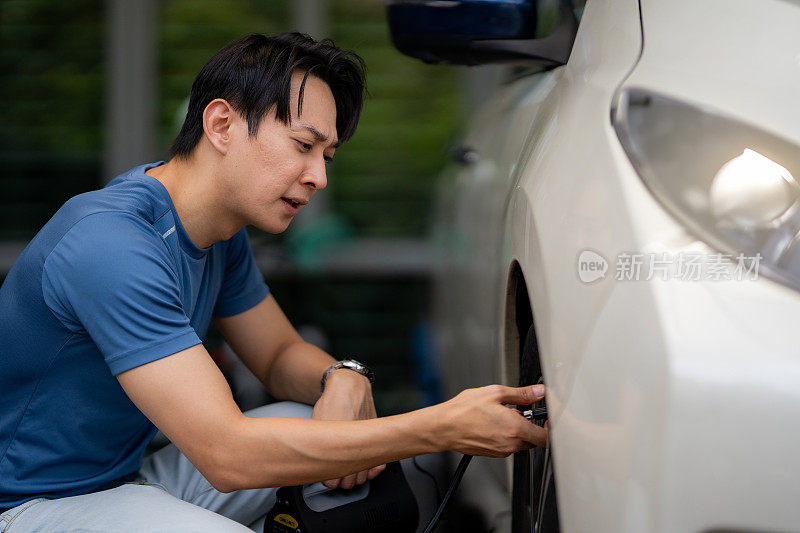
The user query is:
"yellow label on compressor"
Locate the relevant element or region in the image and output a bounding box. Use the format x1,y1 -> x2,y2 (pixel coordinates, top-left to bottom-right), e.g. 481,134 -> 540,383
273,513 -> 299,529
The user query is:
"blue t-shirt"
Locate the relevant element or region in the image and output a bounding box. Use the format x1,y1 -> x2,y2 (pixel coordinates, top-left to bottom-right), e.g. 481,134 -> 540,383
0,162 -> 269,508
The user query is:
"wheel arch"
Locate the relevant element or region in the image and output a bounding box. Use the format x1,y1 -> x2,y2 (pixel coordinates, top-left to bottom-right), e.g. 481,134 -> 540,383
502,260 -> 536,389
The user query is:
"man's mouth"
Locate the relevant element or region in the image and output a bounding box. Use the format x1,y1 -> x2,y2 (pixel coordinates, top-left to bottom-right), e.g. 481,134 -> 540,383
281,197 -> 308,211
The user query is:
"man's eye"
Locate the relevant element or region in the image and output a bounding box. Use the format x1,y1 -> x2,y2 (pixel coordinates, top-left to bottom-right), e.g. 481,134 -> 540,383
296,140 -> 313,151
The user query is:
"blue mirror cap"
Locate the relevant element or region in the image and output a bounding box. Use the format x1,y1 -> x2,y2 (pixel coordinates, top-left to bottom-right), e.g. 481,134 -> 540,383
387,0 -> 536,40
387,1 -> 578,67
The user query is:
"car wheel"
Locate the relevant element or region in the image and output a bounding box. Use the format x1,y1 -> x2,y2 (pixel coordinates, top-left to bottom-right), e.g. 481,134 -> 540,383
512,324 -> 560,533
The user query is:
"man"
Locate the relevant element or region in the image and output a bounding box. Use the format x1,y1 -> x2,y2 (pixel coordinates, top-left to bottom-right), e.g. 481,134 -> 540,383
0,33 -> 547,531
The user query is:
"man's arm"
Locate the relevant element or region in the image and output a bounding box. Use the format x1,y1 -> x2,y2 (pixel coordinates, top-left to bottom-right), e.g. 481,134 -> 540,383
117,344 -> 547,492
213,293 -> 339,405
213,293 -> 383,488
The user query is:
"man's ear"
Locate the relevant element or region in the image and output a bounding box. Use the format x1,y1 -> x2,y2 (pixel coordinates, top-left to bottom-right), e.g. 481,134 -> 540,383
202,99 -> 239,155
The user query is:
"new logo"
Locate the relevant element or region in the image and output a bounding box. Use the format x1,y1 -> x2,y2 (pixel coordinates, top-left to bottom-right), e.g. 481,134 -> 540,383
577,250 -> 608,283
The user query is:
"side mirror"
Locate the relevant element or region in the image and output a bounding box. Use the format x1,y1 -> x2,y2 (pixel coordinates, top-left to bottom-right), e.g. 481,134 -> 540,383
386,0 -> 579,69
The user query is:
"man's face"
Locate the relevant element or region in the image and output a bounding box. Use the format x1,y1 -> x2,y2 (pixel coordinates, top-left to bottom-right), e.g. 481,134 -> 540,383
224,70 -> 338,233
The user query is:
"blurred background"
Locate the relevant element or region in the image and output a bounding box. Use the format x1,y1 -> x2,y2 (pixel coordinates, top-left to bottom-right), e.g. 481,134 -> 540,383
0,0 -> 507,416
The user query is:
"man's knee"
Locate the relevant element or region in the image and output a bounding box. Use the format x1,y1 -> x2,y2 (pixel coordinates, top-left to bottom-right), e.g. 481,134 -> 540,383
243,400 -> 313,420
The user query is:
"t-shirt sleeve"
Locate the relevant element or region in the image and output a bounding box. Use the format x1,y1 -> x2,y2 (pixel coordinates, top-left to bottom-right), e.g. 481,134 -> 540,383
212,228 -> 269,318
42,212 -> 202,375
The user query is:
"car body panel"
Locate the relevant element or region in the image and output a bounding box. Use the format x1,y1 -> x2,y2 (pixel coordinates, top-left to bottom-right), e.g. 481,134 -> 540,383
434,0 -> 644,526
432,0 -> 800,531
629,0 -> 800,144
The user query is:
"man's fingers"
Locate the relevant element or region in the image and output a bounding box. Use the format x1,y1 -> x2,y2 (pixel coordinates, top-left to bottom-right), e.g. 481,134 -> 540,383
339,473 -> 358,490
521,422 -> 548,448
323,465 -> 385,490
367,464 -> 386,480
495,384 -> 545,405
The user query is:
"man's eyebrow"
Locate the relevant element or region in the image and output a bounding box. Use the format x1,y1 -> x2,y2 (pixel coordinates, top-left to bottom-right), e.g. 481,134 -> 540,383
296,121 -> 340,148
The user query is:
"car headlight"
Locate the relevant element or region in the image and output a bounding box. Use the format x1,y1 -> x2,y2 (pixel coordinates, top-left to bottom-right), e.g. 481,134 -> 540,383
613,89 -> 800,290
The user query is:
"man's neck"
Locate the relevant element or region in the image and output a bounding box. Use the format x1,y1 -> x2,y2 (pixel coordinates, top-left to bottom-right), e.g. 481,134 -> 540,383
145,156 -> 243,249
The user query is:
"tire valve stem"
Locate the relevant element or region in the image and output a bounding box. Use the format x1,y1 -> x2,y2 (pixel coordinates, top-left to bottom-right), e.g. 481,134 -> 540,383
521,407 -> 548,420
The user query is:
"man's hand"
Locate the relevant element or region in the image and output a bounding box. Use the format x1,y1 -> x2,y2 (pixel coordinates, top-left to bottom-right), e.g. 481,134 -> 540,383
440,384 -> 548,456
312,369 -> 386,489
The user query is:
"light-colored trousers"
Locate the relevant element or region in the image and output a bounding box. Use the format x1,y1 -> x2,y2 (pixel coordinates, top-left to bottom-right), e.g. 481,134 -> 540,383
0,402 -> 309,532
0,401 -> 440,533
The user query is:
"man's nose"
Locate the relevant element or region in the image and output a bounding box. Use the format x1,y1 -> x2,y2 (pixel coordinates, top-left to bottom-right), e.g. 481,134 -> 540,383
300,163 -> 327,191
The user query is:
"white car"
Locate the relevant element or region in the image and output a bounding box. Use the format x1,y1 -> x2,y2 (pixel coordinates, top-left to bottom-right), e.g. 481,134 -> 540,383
389,0 -> 800,532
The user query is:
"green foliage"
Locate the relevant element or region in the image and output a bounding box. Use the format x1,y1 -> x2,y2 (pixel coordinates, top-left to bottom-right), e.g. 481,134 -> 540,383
1,0 -> 460,240
157,0 -> 289,148
328,0 -> 459,237
0,0 -> 104,152
0,0 -> 104,239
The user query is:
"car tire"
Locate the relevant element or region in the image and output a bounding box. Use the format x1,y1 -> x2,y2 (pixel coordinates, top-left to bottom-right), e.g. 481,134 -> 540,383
511,324 -> 560,533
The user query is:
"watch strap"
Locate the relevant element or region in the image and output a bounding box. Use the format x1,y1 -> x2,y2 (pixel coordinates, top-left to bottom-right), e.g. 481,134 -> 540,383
320,359 -> 375,393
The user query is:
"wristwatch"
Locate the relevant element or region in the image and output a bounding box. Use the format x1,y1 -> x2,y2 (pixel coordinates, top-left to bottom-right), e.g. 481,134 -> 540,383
320,359 -> 375,393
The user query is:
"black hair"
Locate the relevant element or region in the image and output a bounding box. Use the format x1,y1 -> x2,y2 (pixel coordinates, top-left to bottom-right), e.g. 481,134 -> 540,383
169,32 -> 367,159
